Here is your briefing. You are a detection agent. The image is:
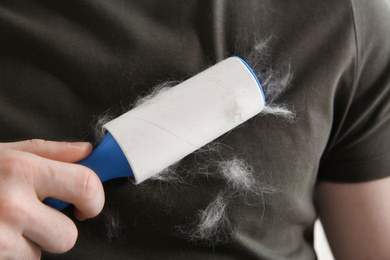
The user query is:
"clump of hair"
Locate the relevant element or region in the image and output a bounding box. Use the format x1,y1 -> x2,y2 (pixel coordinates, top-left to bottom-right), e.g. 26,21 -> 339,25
175,156 -> 276,245
178,191 -> 233,245
244,38 -> 293,105
216,157 -> 275,197
242,38 -> 295,122
101,208 -> 126,241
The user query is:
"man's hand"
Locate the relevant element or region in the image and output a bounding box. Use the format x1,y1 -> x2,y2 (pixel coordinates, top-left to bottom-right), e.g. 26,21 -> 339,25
0,139 -> 105,259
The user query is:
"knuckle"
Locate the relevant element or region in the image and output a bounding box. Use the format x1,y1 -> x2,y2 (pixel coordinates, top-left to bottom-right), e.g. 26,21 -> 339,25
0,233 -> 16,254
0,198 -> 27,225
0,151 -> 20,174
0,238 -> 11,252
0,150 -> 30,179
76,168 -> 101,202
0,152 -> 35,200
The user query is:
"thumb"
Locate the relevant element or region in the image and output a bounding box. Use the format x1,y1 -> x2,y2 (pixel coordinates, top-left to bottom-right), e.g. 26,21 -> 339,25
0,139 -> 93,162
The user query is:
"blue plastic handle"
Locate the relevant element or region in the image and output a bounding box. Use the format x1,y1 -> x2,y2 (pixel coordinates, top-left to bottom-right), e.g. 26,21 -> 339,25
43,132 -> 133,211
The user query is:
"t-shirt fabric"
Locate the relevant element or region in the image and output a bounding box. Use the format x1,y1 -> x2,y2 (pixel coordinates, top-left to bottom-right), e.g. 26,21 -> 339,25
0,0 -> 389,259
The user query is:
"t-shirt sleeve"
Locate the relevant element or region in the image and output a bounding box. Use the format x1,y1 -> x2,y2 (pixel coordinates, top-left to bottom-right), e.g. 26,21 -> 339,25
318,0 -> 390,182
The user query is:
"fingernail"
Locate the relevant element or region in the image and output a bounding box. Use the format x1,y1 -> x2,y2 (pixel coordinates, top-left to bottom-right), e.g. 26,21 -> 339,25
70,142 -> 91,148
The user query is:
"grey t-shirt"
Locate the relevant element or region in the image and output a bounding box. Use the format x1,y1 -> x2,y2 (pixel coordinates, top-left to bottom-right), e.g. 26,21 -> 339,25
0,0 -> 389,259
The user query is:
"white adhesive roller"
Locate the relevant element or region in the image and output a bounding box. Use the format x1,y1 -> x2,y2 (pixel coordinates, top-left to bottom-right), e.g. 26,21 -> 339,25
104,56 -> 265,183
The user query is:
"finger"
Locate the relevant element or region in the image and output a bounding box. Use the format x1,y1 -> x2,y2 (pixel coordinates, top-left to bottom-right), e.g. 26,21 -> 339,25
0,139 -> 92,162
0,224 -> 41,259
34,156 -> 105,220
22,201 -> 78,253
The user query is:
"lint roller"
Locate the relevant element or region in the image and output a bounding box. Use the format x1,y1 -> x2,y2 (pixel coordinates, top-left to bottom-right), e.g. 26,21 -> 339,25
43,56 -> 265,210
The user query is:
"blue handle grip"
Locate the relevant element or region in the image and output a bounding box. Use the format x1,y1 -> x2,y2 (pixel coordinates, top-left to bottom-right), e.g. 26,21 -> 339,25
43,132 -> 133,211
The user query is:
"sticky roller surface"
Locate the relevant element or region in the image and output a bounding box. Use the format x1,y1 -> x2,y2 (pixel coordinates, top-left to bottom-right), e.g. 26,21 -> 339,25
104,57 -> 265,183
